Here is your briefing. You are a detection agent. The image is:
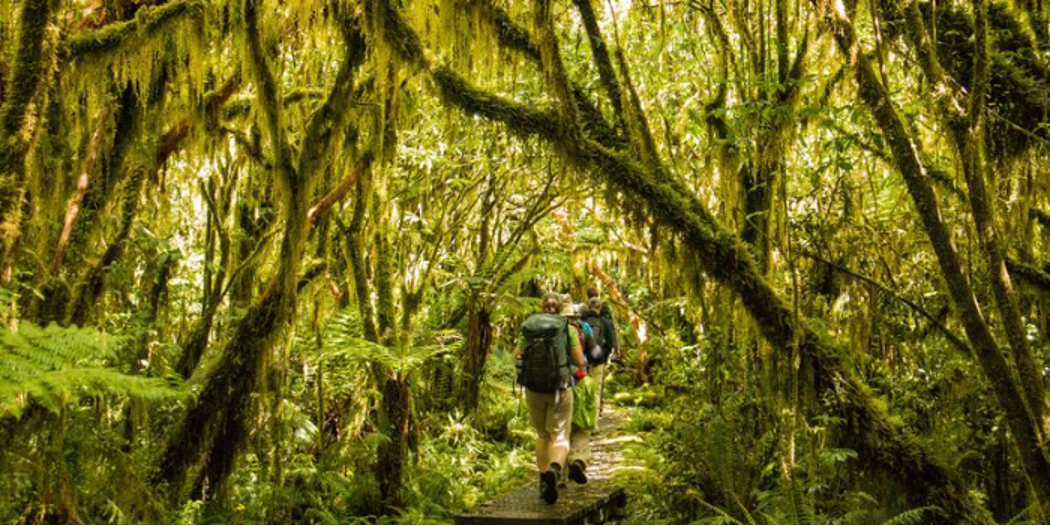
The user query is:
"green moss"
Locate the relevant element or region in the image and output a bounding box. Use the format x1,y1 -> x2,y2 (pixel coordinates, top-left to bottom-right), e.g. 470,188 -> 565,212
884,0 -> 1050,160
432,66 -> 563,140
375,232 -> 396,345
221,88 -> 326,120
0,0 -> 53,268
157,278 -> 285,499
0,0 -> 50,144
65,0 -> 205,58
470,0 -> 540,61
366,0 -> 428,69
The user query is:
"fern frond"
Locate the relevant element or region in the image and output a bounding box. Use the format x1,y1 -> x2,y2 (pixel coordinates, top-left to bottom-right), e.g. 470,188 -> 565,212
320,308 -> 464,374
0,322 -> 187,419
884,505 -> 941,525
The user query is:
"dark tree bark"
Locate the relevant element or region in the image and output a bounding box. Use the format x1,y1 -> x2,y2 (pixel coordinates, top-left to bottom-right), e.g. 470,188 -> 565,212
459,300 -> 492,413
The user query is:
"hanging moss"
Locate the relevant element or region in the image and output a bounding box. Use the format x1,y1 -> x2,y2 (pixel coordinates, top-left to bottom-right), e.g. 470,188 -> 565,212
432,67 -> 562,139
67,163 -> 149,327
824,3 -> 1050,517
371,0 -> 986,518
64,0 -> 206,58
222,89 -> 326,120
299,14 -> 368,186
157,1 -> 372,500
880,0 -> 1050,161
0,0 -> 54,293
0,0 -> 50,151
469,0 -> 540,62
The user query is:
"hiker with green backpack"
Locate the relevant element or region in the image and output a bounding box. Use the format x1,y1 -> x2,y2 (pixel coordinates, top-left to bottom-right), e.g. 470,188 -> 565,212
515,293 -> 589,504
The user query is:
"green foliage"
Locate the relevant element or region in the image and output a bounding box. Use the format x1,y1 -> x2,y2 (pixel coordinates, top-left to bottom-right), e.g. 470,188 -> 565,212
320,307 -> 463,375
3,0 -> 1050,521
883,505 -> 943,525
0,322 -> 186,419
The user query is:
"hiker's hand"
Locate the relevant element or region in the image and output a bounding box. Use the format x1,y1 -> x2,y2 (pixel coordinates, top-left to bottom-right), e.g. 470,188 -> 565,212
575,368 -> 588,380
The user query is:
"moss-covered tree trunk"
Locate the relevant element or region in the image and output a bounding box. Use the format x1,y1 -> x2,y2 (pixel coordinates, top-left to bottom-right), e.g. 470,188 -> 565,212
155,0 -> 361,498
0,0 -> 53,320
459,299 -> 492,413
346,173 -> 379,342
817,0 -> 1050,516
376,374 -> 410,511
899,0 -> 1048,430
373,225 -> 412,512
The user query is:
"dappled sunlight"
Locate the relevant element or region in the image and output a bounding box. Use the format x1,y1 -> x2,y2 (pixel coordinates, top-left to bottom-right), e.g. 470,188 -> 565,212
1,0 -> 1049,524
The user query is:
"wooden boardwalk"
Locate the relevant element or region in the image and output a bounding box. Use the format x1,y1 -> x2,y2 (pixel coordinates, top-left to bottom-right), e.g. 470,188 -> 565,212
453,484 -> 626,525
455,407 -> 639,525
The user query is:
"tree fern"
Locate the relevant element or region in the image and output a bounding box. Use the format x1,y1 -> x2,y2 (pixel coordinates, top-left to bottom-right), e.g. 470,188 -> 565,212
320,308 -> 463,375
0,322 -> 187,419
884,505 -> 942,525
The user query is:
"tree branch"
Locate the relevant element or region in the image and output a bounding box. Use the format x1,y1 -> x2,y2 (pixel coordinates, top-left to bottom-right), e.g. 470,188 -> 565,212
801,249 -> 971,355
307,153 -> 374,227
817,0 -> 1050,514
1007,258 -> 1050,293
64,0 -> 205,58
53,105 -> 111,273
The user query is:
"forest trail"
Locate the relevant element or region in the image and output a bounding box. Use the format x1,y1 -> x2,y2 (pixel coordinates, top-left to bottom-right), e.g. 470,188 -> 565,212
589,405 -> 644,483
454,404 -> 640,524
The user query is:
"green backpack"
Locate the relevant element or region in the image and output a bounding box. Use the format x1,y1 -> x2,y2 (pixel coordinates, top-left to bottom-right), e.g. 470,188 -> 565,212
519,313 -> 571,393
572,375 -> 597,431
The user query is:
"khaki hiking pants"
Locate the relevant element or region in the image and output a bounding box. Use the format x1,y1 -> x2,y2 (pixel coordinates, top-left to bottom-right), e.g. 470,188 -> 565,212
526,387 -> 573,473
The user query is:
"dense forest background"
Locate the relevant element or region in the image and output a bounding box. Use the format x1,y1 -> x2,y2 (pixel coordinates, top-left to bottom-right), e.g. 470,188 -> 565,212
2,0 -> 1050,523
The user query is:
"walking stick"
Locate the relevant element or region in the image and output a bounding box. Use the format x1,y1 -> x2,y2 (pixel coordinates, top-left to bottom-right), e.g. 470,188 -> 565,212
599,359 -> 608,415
516,379 -> 522,418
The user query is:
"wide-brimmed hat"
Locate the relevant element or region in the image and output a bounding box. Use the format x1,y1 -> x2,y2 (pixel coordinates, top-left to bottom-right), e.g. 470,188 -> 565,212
559,295 -> 578,317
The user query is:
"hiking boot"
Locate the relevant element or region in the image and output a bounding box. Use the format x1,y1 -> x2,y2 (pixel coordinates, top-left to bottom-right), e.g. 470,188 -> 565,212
540,470 -> 558,504
568,459 -> 588,484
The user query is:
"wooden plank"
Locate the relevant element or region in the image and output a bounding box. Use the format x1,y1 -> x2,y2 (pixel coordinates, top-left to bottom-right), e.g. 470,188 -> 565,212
454,483 -> 626,525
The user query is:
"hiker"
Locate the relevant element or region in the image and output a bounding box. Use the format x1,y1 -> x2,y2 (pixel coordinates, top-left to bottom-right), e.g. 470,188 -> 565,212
565,295 -> 602,487
585,287 -> 620,357
516,293 -> 588,504
582,289 -> 619,409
